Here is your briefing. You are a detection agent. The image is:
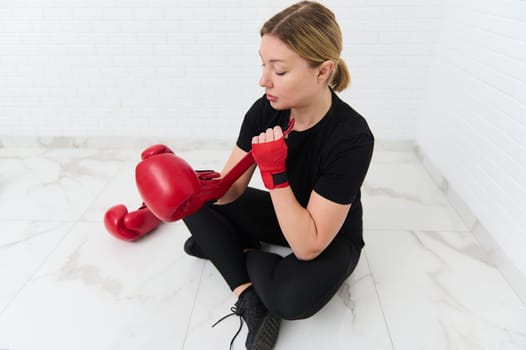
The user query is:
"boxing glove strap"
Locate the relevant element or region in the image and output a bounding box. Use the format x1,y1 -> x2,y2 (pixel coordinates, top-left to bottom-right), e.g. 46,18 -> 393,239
272,172 -> 288,187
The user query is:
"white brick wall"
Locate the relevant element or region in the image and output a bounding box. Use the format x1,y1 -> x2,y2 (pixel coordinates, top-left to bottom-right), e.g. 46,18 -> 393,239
0,0 -> 442,140
417,0 -> 526,276
1,0 -> 526,286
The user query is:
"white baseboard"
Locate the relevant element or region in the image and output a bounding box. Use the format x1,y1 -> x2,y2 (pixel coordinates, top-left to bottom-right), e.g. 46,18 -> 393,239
0,135 -> 233,150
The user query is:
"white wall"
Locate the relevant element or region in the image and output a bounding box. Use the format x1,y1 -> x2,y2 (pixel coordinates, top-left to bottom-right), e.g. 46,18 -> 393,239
2,0 -> 525,279
0,0 -> 442,140
417,0 -> 526,276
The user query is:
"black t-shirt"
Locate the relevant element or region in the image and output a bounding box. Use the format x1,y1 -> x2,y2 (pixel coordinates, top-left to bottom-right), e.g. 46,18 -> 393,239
236,91 -> 374,248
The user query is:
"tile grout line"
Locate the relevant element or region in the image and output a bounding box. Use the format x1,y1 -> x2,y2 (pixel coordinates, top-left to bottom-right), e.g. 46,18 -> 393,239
78,160 -> 134,223
362,248 -> 397,350
0,157 -> 134,318
467,228 -> 526,308
413,146 -> 526,307
181,259 -> 207,349
366,228 -> 471,233
0,221 -> 74,317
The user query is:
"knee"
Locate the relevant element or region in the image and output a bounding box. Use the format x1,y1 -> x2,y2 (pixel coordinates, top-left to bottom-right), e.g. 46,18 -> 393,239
264,283 -> 323,321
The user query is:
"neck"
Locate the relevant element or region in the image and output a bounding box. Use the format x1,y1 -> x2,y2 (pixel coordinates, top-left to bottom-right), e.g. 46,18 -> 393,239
290,87 -> 332,131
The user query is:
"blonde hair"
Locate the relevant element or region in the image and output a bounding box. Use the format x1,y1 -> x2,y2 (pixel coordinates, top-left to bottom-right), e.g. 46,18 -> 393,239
260,1 -> 350,92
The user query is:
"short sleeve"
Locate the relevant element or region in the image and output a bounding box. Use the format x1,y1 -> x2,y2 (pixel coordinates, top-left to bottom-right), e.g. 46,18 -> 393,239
236,99 -> 264,152
314,132 -> 374,205
236,96 -> 290,152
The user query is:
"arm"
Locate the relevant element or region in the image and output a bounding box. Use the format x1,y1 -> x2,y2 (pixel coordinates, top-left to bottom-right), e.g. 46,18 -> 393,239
215,146 -> 257,205
252,126 -> 351,261
270,187 -> 351,260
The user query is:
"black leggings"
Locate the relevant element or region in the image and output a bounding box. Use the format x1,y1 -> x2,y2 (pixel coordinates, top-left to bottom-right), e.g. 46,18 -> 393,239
183,187 -> 361,320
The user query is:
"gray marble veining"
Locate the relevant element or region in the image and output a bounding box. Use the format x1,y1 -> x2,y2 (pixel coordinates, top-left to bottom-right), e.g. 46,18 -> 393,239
0,145 -> 525,349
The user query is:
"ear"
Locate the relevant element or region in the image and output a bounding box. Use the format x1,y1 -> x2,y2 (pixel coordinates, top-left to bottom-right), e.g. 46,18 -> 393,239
317,60 -> 335,82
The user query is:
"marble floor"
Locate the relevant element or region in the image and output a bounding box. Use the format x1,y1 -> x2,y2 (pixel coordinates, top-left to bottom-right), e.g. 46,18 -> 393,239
1,143 -> 526,350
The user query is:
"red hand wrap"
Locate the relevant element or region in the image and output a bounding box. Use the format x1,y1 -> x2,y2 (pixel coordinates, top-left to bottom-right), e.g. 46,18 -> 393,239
251,137 -> 289,189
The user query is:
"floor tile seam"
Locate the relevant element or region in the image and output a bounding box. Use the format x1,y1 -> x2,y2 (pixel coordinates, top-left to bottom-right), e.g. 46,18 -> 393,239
0,219 -> 81,251
469,231 -> 526,308
361,249 -> 397,350
0,222 -> 75,317
0,219 -> 78,223
181,259 -> 207,349
412,148 -> 526,308
365,228 -> 472,233
412,148 -> 474,235
79,160 -> 134,220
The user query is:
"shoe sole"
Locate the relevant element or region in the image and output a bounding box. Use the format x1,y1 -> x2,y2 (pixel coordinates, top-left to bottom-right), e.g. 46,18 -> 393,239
252,313 -> 281,350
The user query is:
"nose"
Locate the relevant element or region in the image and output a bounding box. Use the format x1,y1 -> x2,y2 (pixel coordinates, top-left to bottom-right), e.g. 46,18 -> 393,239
259,69 -> 272,88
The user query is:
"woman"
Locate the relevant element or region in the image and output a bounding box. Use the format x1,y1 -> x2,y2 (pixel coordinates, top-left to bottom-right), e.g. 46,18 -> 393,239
183,2 -> 374,349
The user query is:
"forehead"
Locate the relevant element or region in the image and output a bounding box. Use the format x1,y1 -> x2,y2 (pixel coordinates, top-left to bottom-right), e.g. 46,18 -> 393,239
259,35 -> 298,63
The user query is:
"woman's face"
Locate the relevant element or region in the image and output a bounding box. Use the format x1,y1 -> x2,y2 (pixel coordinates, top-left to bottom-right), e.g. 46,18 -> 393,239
259,35 -> 324,111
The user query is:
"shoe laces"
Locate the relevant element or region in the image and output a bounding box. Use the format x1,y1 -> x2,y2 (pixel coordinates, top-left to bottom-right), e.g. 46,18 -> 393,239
212,306 -> 244,350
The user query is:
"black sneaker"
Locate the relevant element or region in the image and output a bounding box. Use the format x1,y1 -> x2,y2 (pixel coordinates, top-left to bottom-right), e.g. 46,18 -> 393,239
213,287 -> 281,350
183,237 -> 207,259
237,287 -> 281,350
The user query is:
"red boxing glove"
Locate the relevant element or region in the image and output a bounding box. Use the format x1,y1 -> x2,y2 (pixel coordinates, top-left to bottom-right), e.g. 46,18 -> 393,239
104,203 -> 162,241
141,144 -> 174,159
103,144 -> 175,241
135,120 -> 295,222
135,151 -> 254,222
136,152 -> 200,222
252,135 -> 289,189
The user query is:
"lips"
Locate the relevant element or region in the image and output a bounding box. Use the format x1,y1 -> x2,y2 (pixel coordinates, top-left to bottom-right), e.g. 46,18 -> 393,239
266,94 -> 277,102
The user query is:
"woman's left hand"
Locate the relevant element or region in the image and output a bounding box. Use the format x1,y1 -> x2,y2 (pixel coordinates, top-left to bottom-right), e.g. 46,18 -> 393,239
251,126 -> 289,189
252,125 -> 284,144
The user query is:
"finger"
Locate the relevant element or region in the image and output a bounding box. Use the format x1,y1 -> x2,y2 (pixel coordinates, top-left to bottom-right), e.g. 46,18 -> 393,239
258,131 -> 267,144
265,128 -> 274,142
252,136 -> 259,144
273,125 -> 283,139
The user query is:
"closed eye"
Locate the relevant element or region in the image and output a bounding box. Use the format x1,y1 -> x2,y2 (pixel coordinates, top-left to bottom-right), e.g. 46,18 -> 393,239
260,63 -> 287,76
